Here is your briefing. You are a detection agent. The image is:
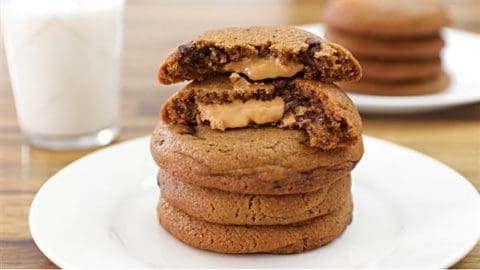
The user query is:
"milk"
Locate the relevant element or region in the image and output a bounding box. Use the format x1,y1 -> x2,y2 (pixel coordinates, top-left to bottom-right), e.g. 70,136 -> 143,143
1,0 -> 124,141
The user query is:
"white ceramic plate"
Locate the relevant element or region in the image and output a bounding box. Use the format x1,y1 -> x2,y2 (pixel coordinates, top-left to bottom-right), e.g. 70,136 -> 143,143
299,24 -> 480,114
29,135 -> 480,268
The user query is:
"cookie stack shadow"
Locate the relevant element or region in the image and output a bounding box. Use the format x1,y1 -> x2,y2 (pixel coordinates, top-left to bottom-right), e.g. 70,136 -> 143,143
150,26 -> 364,254
323,0 -> 450,96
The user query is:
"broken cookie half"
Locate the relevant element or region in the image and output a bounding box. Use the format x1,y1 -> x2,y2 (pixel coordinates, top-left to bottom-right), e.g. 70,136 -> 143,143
161,75 -> 362,150
158,26 -> 362,84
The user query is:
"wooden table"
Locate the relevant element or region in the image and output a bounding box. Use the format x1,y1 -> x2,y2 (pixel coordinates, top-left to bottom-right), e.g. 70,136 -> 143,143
1,0 -> 479,268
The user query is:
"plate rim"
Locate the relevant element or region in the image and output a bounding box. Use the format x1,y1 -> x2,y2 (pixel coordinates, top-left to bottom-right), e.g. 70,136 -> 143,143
28,136 -> 151,268
29,135 -> 480,268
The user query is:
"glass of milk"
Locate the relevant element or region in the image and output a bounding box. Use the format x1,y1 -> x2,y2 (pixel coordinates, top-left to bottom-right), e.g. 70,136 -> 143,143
1,0 -> 124,150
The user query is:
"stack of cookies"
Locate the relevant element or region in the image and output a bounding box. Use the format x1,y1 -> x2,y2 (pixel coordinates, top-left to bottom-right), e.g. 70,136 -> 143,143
322,0 -> 450,96
151,26 -> 364,254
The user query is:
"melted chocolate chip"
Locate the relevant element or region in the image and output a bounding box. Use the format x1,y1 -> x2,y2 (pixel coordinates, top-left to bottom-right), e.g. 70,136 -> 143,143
314,116 -> 326,125
295,111 -> 327,126
272,79 -> 288,89
285,99 -> 302,111
303,111 -> 317,119
178,43 -> 194,54
305,37 -> 320,46
295,115 -> 305,122
284,94 -> 310,111
306,37 -> 322,57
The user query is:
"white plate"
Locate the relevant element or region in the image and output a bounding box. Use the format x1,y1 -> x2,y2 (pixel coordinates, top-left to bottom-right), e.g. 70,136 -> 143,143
299,24 -> 480,114
29,135 -> 480,268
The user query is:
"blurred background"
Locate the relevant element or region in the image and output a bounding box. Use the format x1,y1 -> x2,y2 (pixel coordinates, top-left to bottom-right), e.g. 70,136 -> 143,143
0,0 -> 479,268
1,0 -> 479,145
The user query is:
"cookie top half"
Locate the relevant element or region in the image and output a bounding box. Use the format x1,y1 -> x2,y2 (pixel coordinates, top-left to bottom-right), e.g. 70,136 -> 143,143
158,26 -> 362,84
322,0 -> 450,38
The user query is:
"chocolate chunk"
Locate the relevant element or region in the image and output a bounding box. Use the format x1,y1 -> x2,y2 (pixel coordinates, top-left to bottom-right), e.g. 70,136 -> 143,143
305,37 -> 321,46
314,116 -> 326,125
178,43 -> 194,55
303,111 -> 317,120
295,115 -> 305,122
294,111 -> 326,126
285,99 -> 302,111
273,79 -> 288,89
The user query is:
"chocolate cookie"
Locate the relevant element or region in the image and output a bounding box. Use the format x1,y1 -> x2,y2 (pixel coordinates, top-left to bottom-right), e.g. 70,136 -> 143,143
339,71 -> 449,96
322,0 -> 450,38
159,169 -> 351,225
325,27 -> 445,60
161,76 -> 362,149
150,123 -> 363,195
158,26 -> 362,84
359,58 -> 442,82
157,196 -> 353,254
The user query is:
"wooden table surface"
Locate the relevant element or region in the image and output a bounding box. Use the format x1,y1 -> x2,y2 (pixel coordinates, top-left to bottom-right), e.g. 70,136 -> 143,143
1,0 -> 479,268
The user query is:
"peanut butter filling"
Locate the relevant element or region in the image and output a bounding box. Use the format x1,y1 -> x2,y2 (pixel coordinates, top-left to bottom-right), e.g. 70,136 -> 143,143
197,97 -> 285,130
223,57 -> 304,80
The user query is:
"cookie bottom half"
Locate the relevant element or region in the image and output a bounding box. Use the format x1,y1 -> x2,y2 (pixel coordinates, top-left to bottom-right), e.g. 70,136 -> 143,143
157,195 -> 353,254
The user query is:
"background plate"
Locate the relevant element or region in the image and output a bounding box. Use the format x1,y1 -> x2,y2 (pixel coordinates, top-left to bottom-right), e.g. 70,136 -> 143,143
299,24 -> 480,114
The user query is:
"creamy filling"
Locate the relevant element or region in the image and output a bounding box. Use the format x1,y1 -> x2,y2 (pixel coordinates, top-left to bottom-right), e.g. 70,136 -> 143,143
197,97 -> 285,130
223,57 -> 304,80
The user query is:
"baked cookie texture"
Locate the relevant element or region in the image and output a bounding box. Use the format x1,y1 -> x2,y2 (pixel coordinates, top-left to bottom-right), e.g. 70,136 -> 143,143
151,25 -> 364,254
322,0 -> 450,38
324,27 -> 445,60
322,0 -> 450,96
160,76 -> 362,149
359,58 -> 442,82
339,71 -> 450,96
157,196 -> 353,254
159,169 -> 351,225
158,26 -> 362,84
151,123 -> 363,195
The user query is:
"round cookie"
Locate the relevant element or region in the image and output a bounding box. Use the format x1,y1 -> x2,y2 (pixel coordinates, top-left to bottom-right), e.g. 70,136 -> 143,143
151,124 -> 363,195
360,58 -> 442,82
339,71 -> 449,96
157,196 -> 353,254
325,27 -> 445,60
158,169 -> 351,225
322,0 -> 450,38
158,26 -> 362,84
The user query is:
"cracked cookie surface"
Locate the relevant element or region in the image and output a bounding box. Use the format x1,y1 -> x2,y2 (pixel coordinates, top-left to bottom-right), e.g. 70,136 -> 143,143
150,123 -> 363,195
159,169 -> 350,225
157,195 -> 353,254
158,26 -> 361,84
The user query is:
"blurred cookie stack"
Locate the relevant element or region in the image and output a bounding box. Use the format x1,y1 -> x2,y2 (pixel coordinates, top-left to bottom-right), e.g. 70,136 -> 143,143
323,0 -> 450,96
151,26 -> 364,253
